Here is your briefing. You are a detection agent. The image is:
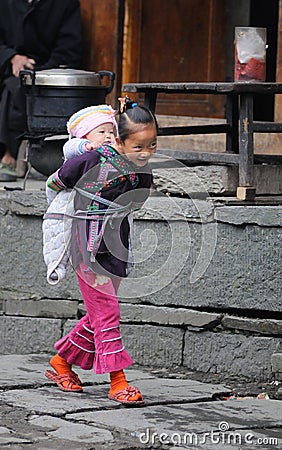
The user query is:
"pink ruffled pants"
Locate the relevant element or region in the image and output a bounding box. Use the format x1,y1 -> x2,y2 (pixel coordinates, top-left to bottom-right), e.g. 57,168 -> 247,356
54,264 -> 133,374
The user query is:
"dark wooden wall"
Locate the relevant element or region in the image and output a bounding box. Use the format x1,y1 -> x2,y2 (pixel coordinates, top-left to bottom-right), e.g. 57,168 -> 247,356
122,0 -> 226,117
80,0 -> 124,108
80,0 -> 227,117
79,0 -> 282,120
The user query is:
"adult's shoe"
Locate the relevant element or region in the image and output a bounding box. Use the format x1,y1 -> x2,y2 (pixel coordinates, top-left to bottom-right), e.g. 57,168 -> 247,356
0,162 -> 17,181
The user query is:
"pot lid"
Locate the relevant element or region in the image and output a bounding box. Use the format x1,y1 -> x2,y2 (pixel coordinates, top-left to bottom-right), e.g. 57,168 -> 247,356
24,68 -> 101,87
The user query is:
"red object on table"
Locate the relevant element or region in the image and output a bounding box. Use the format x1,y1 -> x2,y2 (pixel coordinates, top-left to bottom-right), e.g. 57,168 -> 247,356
234,48 -> 266,82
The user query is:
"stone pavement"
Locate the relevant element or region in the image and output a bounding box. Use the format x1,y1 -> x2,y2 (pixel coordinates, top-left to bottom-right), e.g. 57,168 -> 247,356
0,355 -> 281,449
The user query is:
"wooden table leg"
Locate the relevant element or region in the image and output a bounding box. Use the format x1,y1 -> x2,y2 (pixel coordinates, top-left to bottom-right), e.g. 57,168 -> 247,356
225,93 -> 239,153
237,93 -> 256,200
143,91 -> 157,112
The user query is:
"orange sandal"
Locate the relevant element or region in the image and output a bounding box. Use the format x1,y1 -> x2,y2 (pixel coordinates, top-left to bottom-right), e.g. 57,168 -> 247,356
45,369 -> 83,392
108,386 -> 144,405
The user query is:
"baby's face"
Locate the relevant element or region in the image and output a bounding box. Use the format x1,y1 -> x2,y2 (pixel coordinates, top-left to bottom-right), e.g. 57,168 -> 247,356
86,123 -> 116,147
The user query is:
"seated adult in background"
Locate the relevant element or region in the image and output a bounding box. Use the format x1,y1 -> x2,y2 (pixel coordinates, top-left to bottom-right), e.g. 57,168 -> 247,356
0,0 -> 83,181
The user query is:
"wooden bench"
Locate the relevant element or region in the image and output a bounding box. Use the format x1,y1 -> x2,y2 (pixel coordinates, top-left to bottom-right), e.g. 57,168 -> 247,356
122,82 -> 282,199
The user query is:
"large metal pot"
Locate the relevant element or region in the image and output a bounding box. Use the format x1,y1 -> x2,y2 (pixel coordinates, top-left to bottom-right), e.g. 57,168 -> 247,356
27,135 -> 67,176
20,68 -> 115,134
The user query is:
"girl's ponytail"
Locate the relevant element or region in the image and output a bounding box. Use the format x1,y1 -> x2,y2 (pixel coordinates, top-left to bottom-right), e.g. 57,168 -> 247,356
117,96 -> 158,142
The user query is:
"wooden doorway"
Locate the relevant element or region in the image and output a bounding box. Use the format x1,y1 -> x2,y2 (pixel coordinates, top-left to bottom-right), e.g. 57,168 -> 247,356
79,0 -> 124,107
122,0 -> 226,117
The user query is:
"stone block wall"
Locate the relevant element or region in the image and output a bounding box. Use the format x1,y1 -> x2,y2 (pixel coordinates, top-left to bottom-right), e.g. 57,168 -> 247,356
0,190 -> 281,381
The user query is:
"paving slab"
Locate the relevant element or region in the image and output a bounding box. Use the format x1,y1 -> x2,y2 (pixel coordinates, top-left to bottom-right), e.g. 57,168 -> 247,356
0,354 -> 281,449
67,398 -> 282,432
0,403 -> 100,450
0,353 -> 156,388
0,436 -> 34,446
29,415 -> 113,444
0,377 -> 230,415
68,399 -> 282,448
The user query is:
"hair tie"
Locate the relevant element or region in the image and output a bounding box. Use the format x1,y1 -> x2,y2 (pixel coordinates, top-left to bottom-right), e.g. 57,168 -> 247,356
118,96 -> 138,114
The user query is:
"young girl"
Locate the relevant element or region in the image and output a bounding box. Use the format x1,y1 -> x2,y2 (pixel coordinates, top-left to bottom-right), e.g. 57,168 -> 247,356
43,105 -> 118,284
44,98 -> 158,405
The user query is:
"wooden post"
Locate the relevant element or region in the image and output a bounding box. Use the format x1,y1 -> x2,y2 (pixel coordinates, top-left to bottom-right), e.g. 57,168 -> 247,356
237,94 -> 256,200
225,94 -> 239,153
143,91 -> 157,112
275,0 -> 282,121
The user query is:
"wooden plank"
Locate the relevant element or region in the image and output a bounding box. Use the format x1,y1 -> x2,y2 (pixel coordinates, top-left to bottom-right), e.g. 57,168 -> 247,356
123,82 -> 282,94
155,149 -> 239,165
253,121 -> 282,132
123,82 -> 234,94
157,124 -> 229,136
254,154 -> 282,164
153,149 -> 282,167
232,82 -> 282,94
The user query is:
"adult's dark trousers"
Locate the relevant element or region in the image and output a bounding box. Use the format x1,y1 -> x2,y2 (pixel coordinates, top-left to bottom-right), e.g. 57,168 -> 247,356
0,76 -> 27,160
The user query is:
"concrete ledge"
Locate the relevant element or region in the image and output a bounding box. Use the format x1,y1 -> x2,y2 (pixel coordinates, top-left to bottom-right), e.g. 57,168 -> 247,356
122,324 -> 184,367
153,166 -> 237,195
0,190 -> 47,216
124,215 -> 281,312
1,305 -> 281,381
120,303 -> 222,328
215,205 -> 282,226
153,165 -> 282,196
183,331 -> 281,380
2,316 -> 61,354
0,190 -> 281,381
5,298 -> 79,319
222,316 -> 282,335
133,196 -> 215,223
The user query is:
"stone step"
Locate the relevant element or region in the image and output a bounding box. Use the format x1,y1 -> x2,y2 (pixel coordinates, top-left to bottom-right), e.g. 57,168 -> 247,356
152,164 -> 282,195
155,115 -> 282,195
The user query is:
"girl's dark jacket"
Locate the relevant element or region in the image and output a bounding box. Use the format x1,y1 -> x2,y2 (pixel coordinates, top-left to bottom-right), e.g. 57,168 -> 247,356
56,148 -> 153,279
0,0 -> 82,79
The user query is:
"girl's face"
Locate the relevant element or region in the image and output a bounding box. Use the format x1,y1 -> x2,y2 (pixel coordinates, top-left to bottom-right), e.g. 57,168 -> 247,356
116,124 -> 157,167
85,123 -> 116,147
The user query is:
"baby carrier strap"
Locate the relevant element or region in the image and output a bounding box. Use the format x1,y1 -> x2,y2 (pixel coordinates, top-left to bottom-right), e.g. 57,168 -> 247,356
96,145 -> 139,188
79,145 -> 138,261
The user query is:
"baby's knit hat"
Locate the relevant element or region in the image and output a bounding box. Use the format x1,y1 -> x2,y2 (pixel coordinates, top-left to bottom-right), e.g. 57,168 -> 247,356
67,105 -> 118,138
